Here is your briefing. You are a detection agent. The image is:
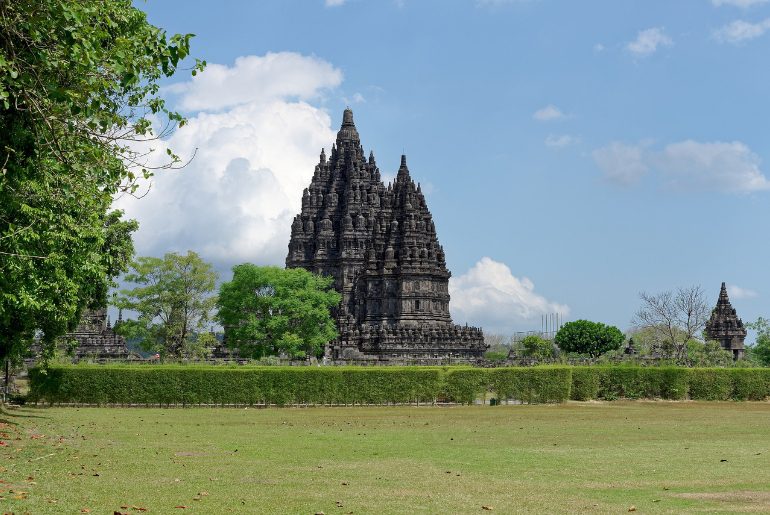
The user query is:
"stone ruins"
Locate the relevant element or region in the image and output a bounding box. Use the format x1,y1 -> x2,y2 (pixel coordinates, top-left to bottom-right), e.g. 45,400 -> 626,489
59,308 -> 130,360
704,282 -> 746,360
286,109 -> 485,361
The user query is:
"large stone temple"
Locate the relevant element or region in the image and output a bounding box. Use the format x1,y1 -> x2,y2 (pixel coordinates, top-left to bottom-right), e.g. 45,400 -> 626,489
286,109 -> 485,361
59,308 -> 130,360
704,282 -> 746,360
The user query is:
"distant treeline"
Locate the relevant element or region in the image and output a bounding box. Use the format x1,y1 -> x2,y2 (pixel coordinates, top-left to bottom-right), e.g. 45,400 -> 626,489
27,365 -> 770,406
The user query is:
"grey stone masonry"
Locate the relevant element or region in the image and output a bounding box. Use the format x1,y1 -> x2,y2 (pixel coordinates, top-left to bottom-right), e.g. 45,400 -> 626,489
286,109 -> 485,361
704,282 -> 746,360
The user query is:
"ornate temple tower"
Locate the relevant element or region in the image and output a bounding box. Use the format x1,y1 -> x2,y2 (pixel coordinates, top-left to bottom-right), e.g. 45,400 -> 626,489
704,282 -> 746,360
286,109 -> 485,361
59,308 -> 130,360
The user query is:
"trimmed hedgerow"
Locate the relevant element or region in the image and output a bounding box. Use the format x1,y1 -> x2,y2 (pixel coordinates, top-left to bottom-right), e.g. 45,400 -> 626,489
688,369 -> 734,401
27,365 -> 770,406
442,368 -> 488,404
570,367 -> 600,401
489,367 -> 572,404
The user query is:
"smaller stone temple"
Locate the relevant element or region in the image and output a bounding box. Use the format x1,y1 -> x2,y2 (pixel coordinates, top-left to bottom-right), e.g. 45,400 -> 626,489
59,308 -> 130,360
704,282 -> 746,360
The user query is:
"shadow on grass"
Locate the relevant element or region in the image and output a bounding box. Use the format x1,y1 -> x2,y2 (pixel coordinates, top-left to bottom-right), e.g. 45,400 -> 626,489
0,404 -> 49,426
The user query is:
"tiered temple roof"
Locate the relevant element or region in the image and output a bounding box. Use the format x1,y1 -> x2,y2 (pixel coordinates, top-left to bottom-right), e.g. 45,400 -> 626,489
286,109 -> 485,361
60,308 -> 130,360
704,282 -> 746,360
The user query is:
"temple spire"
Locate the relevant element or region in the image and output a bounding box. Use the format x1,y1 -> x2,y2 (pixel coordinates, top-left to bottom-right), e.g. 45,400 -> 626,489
336,108 -> 360,150
397,154 -> 410,181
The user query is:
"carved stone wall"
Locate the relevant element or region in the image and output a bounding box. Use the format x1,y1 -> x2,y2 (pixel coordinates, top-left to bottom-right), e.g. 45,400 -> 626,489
60,308 -> 130,360
704,282 -> 746,360
286,109 -> 485,361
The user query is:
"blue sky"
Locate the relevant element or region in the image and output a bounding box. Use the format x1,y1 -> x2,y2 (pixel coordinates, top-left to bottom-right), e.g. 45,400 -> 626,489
120,0 -> 770,337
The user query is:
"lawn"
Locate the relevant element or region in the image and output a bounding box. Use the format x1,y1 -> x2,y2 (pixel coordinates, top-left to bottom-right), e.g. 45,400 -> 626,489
2,402 -> 770,514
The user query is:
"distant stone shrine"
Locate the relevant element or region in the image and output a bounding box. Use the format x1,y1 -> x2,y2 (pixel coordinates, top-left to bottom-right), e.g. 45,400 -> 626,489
704,282 -> 746,360
286,109 -> 485,361
60,308 -> 130,360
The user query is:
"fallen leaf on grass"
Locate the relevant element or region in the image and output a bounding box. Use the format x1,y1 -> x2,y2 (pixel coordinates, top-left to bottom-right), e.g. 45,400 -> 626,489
174,506 -> 189,509
482,506 -> 493,511
81,509 -> 91,513
628,507 -> 636,512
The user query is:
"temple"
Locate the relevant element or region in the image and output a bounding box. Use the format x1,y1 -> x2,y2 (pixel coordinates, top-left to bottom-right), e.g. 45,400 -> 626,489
704,282 -> 746,360
286,109 -> 485,361
60,308 -> 130,360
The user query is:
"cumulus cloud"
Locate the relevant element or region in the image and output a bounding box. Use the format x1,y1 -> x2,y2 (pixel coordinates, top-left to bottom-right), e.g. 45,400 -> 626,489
325,0 -> 348,6
166,52 -> 343,111
593,139 -> 770,193
114,53 -> 340,272
626,27 -> 673,56
532,105 -> 565,121
727,284 -> 759,299
714,18 -> 770,43
592,142 -> 650,186
545,134 -> 578,148
449,257 -> 570,333
712,0 -> 768,7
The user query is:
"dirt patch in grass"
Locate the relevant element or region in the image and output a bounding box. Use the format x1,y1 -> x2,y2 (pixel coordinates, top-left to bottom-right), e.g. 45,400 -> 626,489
674,491 -> 770,512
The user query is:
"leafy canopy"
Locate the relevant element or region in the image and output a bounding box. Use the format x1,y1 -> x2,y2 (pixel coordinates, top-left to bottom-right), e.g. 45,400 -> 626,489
554,319 -> 624,357
216,265 -> 341,359
0,0 -> 203,361
748,317 -> 770,367
116,251 -> 218,360
519,334 -> 554,359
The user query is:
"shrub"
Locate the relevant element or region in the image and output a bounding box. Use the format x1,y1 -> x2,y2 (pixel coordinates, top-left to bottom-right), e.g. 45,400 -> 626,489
555,320 -> 624,357
519,335 -> 554,359
687,369 -> 733,400
570,367 -> 600,400
443,368 -> 488,404
489,367 -> 572,403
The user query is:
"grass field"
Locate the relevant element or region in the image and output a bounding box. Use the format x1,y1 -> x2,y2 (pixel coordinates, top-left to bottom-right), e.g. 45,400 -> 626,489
2,402 -> 770,514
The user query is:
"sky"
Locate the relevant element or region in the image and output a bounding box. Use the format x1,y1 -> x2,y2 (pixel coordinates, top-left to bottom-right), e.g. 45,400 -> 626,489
116,0 -> 770,338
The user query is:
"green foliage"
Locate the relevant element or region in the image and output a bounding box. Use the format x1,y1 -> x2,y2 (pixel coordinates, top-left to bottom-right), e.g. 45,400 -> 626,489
688,369 -> 734,400
519,335 -> 554,359
748,317 -> 770,367
0,0 -> 202,361
489,367 -> 571,403
442,368 -> 488,404
569,367 -> 600,400
216,265 -> 341,359
555,320 -> 625,357
116,251 -> 218,359
687,340 -> 733,367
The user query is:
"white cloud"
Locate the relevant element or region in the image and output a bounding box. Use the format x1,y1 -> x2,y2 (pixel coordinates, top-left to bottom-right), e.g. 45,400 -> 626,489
727,284 -> 759,299
593,139 -> 770,193
592,142 -> 650,186
714,18 -> 770,44
166,52 -> 343,111
593,43 -> 605,52
114,53 -> 340,272
626,27 -> 673,56
532,105 -> 565,121
343,92 -> 366,105
712,0 -> 769,7
325,0 -> 347,6
449,257 -> 570,333
545,134 -> 577,148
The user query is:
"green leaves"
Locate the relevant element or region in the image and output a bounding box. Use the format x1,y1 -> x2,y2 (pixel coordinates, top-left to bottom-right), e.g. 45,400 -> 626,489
117,252 -> 218,359
217,266 -> 341,359
554,320 -> 625,358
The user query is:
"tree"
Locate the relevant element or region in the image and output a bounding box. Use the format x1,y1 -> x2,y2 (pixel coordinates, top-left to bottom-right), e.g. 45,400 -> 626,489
747,317 -> 770,367
216,265 -> 341,359
519,334 -> 554,359
0,1 -> 203,362
483,333 -> 511,360
631,286 -> 710,361
554,320 -> 624,357
116,252 -> 218,359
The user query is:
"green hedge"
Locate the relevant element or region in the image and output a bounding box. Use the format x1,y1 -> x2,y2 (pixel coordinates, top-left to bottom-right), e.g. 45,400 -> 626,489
27,365 -> 770,406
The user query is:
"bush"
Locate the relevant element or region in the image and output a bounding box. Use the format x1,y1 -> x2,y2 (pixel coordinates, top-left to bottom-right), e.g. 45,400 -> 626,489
686,369 -> 734,401
555,320 -> 624,357
570,367 -> 600,400
28,365 -> 770,406
490,367 -> 571,403
519,335 -> 554,359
